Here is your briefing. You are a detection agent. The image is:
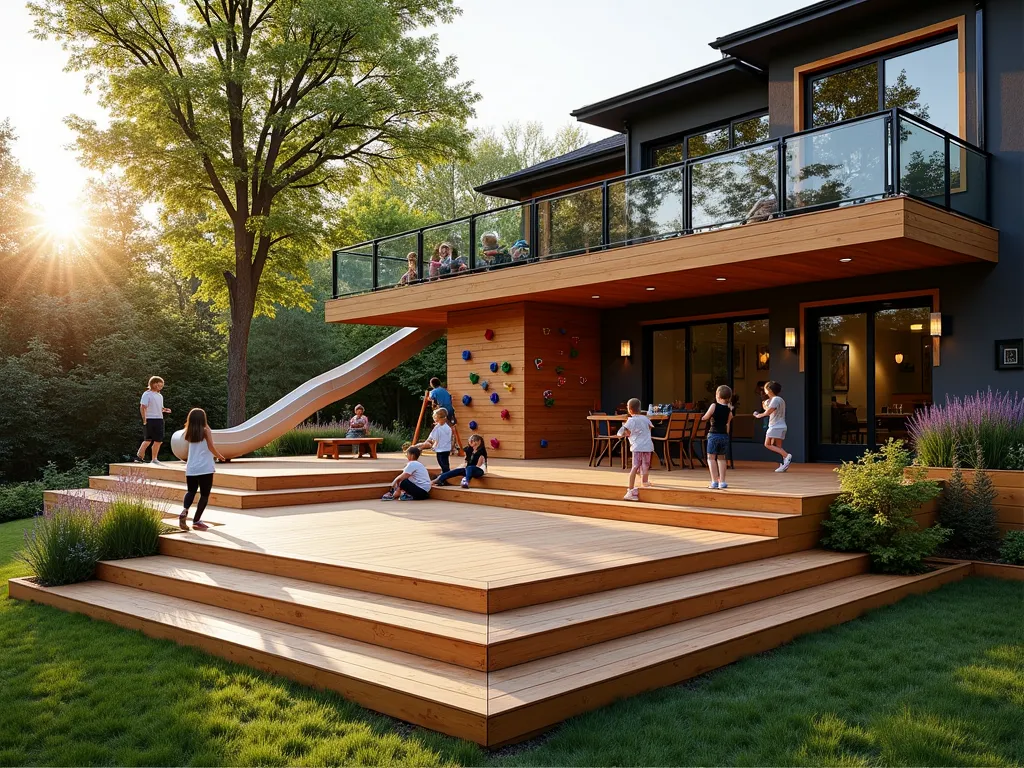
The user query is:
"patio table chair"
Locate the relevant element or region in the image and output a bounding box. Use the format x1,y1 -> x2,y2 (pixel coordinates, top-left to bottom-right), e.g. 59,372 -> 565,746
651,412 -> 689,471
588,412 -> 625,467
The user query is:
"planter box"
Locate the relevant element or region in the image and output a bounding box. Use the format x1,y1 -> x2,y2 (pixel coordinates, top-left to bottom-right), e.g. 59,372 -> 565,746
915,467 -> 1024,536
928,557 -> 1024,581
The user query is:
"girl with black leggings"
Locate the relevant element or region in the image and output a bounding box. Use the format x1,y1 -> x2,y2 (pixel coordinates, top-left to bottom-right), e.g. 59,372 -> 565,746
179,408 -> 226,530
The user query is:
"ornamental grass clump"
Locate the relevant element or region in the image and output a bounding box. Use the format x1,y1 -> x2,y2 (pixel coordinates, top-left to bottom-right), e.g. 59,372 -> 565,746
822,439 -> 949,574
98,499 -> 165,560
909,389 -> 1024,469
17,493 -> 102,586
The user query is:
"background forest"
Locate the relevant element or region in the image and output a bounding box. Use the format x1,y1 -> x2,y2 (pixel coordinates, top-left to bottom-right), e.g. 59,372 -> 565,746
0,120 -> 586,482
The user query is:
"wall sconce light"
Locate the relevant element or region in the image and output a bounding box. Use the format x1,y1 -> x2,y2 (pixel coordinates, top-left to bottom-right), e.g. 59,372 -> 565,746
929,312 -> 943,337
894,352 -> 904,364
620,339 -> 631,358
784,327 -> 798,350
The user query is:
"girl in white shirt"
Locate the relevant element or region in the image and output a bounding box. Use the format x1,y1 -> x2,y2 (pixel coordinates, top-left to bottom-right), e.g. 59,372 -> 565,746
178,408 -> 226,530
754,381 -> 793,471
618,398 -> 655,501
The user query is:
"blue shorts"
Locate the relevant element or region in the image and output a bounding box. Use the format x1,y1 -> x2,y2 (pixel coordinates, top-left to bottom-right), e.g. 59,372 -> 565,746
707,433 -> 730,456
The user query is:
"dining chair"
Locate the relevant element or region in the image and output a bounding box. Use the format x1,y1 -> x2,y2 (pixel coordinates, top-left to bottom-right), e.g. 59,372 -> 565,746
588,411 -> 623,467
652,412 -> 688,471
688,416 -> 709,469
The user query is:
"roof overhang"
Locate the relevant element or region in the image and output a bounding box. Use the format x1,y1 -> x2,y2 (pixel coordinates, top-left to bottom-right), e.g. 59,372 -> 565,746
325,198 -> 998,328
570,58 -> 767,132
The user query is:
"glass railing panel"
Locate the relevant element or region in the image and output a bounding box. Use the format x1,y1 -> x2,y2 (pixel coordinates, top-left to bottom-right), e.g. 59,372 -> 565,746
607,166 -> 685,246
473,205 -> 532,270
949,139 -> 987,221
333,246 -> 373,296
690,144 -> 778,231
785,115 -> 888,211
377,232 -> 418,288
897,116 -> 945,203
422,220 -> 471,278
537,185 -> 603,259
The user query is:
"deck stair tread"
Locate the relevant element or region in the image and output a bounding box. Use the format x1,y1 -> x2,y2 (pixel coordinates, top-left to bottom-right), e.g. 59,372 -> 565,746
47,487 -> 240,517
108,461 -> 407,491
487,564 -> 968,713
90,476 -> 390,498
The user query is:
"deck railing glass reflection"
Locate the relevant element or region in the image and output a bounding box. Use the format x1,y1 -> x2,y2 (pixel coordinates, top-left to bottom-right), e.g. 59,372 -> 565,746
333,109 -> 990,297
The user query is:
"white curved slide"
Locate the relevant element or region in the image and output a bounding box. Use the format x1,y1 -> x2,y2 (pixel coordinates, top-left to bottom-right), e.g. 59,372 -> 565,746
172,326 -> 445,460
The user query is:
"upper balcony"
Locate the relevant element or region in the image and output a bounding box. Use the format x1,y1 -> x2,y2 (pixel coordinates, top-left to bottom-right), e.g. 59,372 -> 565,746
327,109 -> 997,327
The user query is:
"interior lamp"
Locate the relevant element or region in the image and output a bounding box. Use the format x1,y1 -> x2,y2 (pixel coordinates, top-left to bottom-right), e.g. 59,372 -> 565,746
784,327 -> 798,350
895,352 -> 904,364
620,339 -> 631,358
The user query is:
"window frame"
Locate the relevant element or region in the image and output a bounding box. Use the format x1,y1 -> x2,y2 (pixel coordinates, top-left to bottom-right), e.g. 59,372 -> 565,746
805,33 -> 959,131
643,110 -> 770,170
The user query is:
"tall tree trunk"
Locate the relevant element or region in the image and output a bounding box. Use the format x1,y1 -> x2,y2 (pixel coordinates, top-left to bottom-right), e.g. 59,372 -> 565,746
226,291 -> 255,427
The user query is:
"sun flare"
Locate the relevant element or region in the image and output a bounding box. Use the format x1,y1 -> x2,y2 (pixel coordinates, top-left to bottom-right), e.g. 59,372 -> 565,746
38,198 -> 87,241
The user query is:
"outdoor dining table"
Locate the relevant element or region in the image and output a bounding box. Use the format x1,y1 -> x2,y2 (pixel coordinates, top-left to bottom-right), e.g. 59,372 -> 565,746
586,413 -> 670,468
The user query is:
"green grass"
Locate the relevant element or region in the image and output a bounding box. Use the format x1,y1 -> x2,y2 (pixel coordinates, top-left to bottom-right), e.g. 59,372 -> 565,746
1,517 -> 1022,766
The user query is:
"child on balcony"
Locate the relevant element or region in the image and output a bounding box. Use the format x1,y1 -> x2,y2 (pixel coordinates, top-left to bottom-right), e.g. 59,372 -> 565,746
433,433 -> 487,488
398,252 -> 418,285
702,385 -> 734,489
480,231 -> 511,269
618,398 -> 654,501
754,380 -> 793,471
413,407 -> 454,474
436,242 -> 467,277
510,239 -> 532,263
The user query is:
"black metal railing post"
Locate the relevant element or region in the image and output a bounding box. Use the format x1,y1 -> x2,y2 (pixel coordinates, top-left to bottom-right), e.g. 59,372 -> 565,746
416,230 -> 424,281
331,250 -> 338,298
530,199 -> 540,259
883,114 -> 892,194
601,180 -> 610,248
892,108 -> 902,195
371,240 -> 379,291
683,164 -> 692,234
468,215 -> 477,271
943,137 -> 951,211
776,137 -> 786,215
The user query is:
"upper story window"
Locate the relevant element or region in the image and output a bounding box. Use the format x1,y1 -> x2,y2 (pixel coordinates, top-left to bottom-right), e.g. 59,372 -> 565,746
648,113 -> 769,168
808,36 -> 959,135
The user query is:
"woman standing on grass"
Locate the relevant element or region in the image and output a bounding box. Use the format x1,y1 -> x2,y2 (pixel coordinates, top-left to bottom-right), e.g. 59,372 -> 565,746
179,408 -> 226,531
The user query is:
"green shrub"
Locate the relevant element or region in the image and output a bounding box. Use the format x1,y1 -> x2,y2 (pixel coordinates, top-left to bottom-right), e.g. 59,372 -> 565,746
252,419 -> 409,457
822,440 -> 949,574
98,498 -> 165,560
937,454 -> 1001,559
17,495 -> 102,586
0,482 -> 44,522
999,531 -> 1024,565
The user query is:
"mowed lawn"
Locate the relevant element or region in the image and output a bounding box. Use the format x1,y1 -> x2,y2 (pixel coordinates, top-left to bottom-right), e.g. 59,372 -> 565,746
1,518 -> 1022,767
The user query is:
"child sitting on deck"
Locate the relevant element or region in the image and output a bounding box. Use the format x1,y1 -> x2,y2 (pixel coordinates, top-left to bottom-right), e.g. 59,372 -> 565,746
618,398 -> 654,501
433,433 -> 488,488
413,407 -> 453,474
382,446 -> 432,501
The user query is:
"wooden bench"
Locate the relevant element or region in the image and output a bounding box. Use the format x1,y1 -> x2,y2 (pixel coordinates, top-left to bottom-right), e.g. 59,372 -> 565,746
314,437 -> 384,459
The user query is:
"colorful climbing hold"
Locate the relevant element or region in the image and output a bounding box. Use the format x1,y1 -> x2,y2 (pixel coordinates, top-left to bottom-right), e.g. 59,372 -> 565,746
503,382 -> 514,392
462,350 -> 472,361
468,372 -> 480,384
489,362 -> 498,373
500,361 -> 512,374
579,376 -> 589,385
468,420 -> 478,430
490,438 -> 500,449
534,357 -> 544,370
569,347 -> 579,359
480,380 -> 489,391
462,394 -> 472,406
484,329 -> 495,341
540,439 -> 548,448
500,409 -> 510,420
489,392 -> 500,404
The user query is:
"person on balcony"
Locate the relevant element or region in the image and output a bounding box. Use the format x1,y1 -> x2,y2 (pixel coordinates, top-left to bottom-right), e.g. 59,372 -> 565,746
398,252 -> 418,285
510,239 -> 532,263
479,231 -> 511,269
435,242 -> 467,277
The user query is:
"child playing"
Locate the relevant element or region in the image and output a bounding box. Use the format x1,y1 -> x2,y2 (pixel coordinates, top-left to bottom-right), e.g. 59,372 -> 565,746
413,408 -> 453,474
480,231 -> 511,269
382,446 -> 432,501
701,385 -> 734,489
618,398 -> 654,501
509,239 -> 532,263
754,381 -> 793,471
136,376 -> 171,463
436,242 -> 467,277
428,377 -> 456,425
428,249 -> 442,280
178,407 -> 227,531
346,404 -> 371,458
433,433 -> 487,488
398,252 -> 418,285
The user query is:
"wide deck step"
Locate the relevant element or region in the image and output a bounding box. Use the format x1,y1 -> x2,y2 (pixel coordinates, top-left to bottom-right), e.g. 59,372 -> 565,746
109,460 -> 402,491
89,475 -> 389,509
432,485 -> 816,537
97,551 -> 868,670
9,562 -> 968,746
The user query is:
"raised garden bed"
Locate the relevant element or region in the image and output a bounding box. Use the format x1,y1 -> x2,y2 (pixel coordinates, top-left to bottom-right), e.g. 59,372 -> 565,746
915,467 -> 1024,536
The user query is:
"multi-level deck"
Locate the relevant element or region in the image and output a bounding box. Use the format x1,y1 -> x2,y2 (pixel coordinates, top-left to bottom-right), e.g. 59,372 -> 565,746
10,456 -> 963,746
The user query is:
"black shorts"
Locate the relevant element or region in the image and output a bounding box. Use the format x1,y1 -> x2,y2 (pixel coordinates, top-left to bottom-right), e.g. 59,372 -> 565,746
143,419 -> 165,442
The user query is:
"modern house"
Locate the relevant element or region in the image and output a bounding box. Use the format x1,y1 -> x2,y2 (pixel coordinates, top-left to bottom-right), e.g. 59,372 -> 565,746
328,0 -> 1021,464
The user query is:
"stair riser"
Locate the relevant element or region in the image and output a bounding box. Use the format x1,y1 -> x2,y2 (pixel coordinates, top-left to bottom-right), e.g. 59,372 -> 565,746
478,475 -> 820,515
487,555 -> 869,670
158,536 -> 491,612
96,563 -> 487,670
7,579 -> 487,744
434,487 -> 781,537
109,463 -> 401,491
90,476 -> 386,509
486,564 -> 971,747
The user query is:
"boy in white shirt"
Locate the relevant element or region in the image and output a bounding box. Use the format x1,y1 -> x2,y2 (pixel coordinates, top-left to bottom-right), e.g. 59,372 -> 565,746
618,398 -> 655,501
413,408 -> 454,474
136,376 -> 171,463
382,446 -> 432,501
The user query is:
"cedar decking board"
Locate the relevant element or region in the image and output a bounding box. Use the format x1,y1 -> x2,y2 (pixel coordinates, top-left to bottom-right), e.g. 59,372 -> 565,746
16,454 -> 964,746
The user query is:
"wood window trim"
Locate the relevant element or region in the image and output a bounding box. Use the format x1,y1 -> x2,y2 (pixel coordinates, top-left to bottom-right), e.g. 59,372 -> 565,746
798,289 -> 940,372
792,16 -> 967,139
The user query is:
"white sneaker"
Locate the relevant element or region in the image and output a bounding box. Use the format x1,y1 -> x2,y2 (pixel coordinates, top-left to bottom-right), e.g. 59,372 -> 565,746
623,489 -> 639,501
775,462 -> 790,472
708,482 -> 719,489
783,453 -> 793,467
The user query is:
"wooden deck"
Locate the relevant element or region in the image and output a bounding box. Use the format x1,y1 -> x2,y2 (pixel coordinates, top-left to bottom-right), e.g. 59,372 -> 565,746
16,454 -> 959,746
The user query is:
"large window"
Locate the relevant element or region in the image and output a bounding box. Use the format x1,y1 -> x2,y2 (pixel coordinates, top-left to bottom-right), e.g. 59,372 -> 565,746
648,317 -> 770,439
808,36 -> 960,135
648,113 -> 769,168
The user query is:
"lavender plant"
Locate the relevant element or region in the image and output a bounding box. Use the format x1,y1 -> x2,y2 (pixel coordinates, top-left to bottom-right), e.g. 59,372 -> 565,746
909,389 -> 1024,469
17,492 -> 102,586
252,419 -> 409,457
